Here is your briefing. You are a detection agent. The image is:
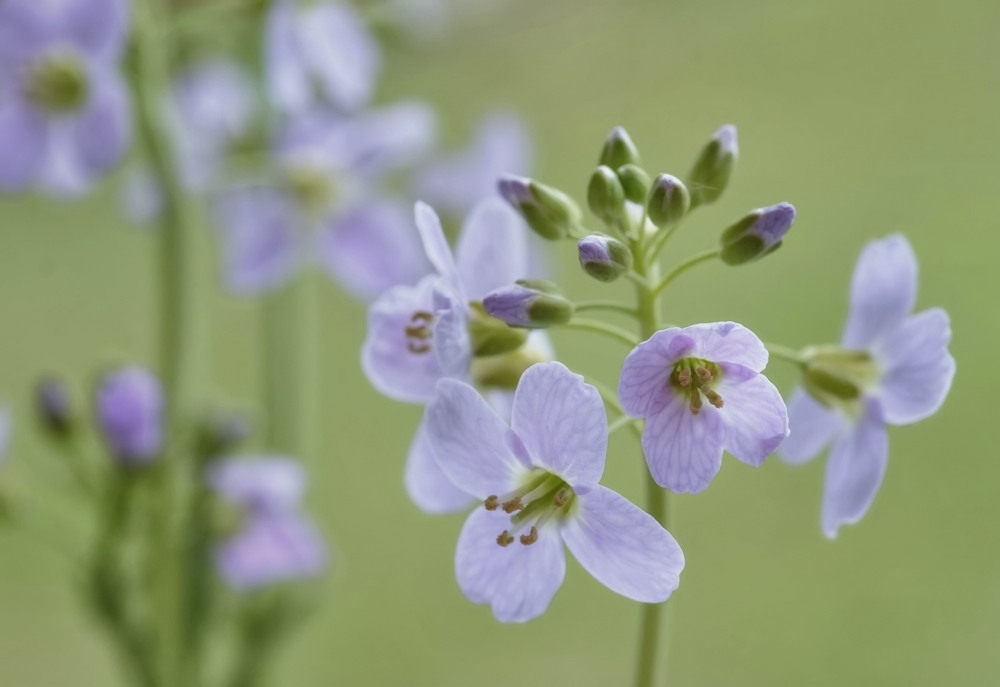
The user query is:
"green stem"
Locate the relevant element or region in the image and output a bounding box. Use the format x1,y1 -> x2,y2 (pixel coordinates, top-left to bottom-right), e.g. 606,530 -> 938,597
765,342 -> 808,367
133,0 -> 210,683
560,318 -> 639,348
573,300 -> 638,318
651,248 -> 720,298
607,414 -> 639,435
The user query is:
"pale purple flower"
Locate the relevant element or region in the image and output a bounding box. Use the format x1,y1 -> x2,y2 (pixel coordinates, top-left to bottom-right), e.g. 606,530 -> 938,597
0,0 -> 131,196
618,322 -> 789,493
414,111 -> 532,215
265,0 -> 379,113
215,103 -> 436,298
779,235 -> 955,538
209,456 -> 327,590
425,362 -> 684,622
0,406 -> 11,467
95,365 -> 163,465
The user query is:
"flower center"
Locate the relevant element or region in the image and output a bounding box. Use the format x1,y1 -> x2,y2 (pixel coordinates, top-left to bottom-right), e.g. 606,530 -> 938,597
284,163 -> 338,214
404,310 -> 434,354
484,471 -> 574,547
24,52 -> 88,113
670,357 -> 724,415
802,345 -> 879,411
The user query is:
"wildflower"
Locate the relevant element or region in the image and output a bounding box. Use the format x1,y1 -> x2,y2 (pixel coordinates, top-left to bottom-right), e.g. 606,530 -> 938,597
0,0 -> 131,195
425,362 -> 684,622
779,235 -> 954,538
95,366 -> 163,465
618,322 -> 788,493
719,202 -> 796,266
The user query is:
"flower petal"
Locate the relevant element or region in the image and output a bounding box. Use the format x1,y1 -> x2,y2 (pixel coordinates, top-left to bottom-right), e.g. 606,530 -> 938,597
821,400 -> 888,539
0,100 -> 45,191
682,322 -> 769,371
62,0 -> 128,60
841,234 -> 918,349
425,378 -> 525,499
298,0 -> 379,112
642,395 -> 724,493
778,387 -> 842,465
70,68 -> 130,180
404,416 -> 472,514
414,201 -> 461,290
875,308 -> 955,426
617,330 -> 691,417
455,507 -> 565,623
315,200 -> 430,302
430,286 -> 471,381
717,364 -> 788,467
361,276 -> 445,404
456,197 -> 531,301
264,0 -> 310,113
510,362 -> 607,489
561,485 -> 684,602
333,101 -> 436,178
207,457 -> 305,513
215,513 -> 327,590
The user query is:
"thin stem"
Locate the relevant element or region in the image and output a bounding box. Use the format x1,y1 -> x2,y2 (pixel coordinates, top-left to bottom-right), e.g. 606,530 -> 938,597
573,300 -> 638,318
645,225 -> 677,263
560,318 -> 639,348
651,248 -> 720,298
765,342 -> 808,367
608,414 -> 639,435
586,376 -> 626,417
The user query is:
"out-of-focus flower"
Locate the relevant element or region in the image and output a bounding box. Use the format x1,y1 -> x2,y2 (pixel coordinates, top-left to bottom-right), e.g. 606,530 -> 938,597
687,124 -> 737,208
779,235 -> 955,538
265,0 -> 379,113
0,0 -> 131,195
414,111 -> 532,215
95,365 -> 163,466
618,322 -> 788,493
36,376 -> 75,437
215,102 -> 436,299
425,362 -> 684,622
0,406 -> 11,467
208,457 -> 327,590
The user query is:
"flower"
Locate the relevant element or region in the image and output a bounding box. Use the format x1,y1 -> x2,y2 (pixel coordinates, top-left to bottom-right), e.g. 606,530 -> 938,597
414,111 -> 532,215
618,322 -> 788,493
425,362 -> 684,622
95,365 -> 163,465
208,457 -> 327,590
214,102 -> 436,298
779,235 -> 955,538
719,202 -> 796,266
0,0 -> 131,195
264,0 -> 379,113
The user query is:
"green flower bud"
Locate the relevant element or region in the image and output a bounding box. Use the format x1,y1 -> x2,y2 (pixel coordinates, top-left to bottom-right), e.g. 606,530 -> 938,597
802,346 -> 879,411
688,124 -> 737,208
467,302 -> 530,355
578,234 -> 634,282
646,174 -> 691,229
483,280 -> 574,328
719,202 -> 796,266
498,175 -> 581,240
587,166 -> 626,224
598,126 -> 641,170
616,164 -> 651,204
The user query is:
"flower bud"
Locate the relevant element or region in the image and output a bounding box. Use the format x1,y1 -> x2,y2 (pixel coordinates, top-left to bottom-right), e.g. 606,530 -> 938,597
197,410 -> 252,459
498,175 -> 581,241
646,174 -> 690,229
616,164 -> 650,205
802,346 -> 879,411
35,376 -> 75,438
95,366 -> 164,466
719,202 -> 796,265
587,166 -> 626,224
578,234 -> 634,282
598,126 -> 641,170
467,302 -> 530,356
483,280 -> 574,328
688,124 -> 737,207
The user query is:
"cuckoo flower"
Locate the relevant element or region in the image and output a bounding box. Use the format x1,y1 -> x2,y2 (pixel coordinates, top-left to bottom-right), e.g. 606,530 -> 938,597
95,365 -> 163,466
208,457 -> 327,590
265,0 -> 379,113
779,235 -> 954,538
618,322 -> 788,493
0,0 -> 130,195
425,362 -> 684,622
215,103 -> 435,298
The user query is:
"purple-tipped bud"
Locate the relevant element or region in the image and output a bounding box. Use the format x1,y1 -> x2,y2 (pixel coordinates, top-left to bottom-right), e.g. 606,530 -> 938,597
498,174 -> 581,240
598,126 -> 641,170
719,202 -> 796,265
95,366 -> 164,466
646,174 -> 691,229
688,124 -> 738,207
587,166 -> 626,224
483,280 -> 574,328
578,234 -> 634,282
36,376 -> 74,437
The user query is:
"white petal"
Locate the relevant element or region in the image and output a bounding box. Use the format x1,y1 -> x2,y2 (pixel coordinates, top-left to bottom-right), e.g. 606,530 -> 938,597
717,366 -> 789,467
642,395 -> 724,493
841,234 -> 917,349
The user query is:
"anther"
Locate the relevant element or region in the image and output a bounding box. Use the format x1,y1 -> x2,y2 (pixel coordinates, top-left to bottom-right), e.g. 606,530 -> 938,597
484,495 -> 499,511
705,389 -> 724,409
519,526 -> 539,546
407,342 -> 431,354
496,531 -> 514,547
695,366 -> 713,384
677,367 -> 692,388
689,391 -> 703,415
411,311 -> 434,323
553,488 -> 571,508
501,497 -> 524,513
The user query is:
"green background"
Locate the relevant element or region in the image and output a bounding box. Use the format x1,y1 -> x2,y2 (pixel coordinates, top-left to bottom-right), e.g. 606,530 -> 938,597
0,0 -> 996,684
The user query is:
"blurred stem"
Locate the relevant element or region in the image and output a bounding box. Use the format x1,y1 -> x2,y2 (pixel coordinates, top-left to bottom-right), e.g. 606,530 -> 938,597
765,342 -> 808,367
262,271 -> 319,461
133,0 -> 210,684
632,240 -> 673,687
560,318 -> 639,348
573,300 -> 638,318
651,248 -> 720,298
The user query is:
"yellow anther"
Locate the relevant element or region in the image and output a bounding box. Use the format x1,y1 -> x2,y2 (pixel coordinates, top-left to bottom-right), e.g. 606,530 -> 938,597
705,389 -> 724,409
502,497 -> 524,514
695,366 -> 713,384
689,391 -> 703,415
677,367 -> 692,388
519,526 -> 539,546
484,495 -> 499,511
496,531 -> 514,547
553,488 -> 571,508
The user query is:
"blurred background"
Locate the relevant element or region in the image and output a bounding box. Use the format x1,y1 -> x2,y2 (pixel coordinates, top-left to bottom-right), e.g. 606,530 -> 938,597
0,0 -> 996,684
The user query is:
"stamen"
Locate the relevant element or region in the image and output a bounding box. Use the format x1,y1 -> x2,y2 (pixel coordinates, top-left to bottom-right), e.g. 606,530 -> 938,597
496,531 -> 514,547
705,389 -> 724,409
689,391 -> 703,415
412,311 -> 434,323
404,312 -> 435,355
501,496 -> 524,513
519,526 -> 539,546
677,367 -> 692,388
407,341 -> 431,354
553,488 -> 571,508
484,495 -> 499,511
695,366 -> 713,383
